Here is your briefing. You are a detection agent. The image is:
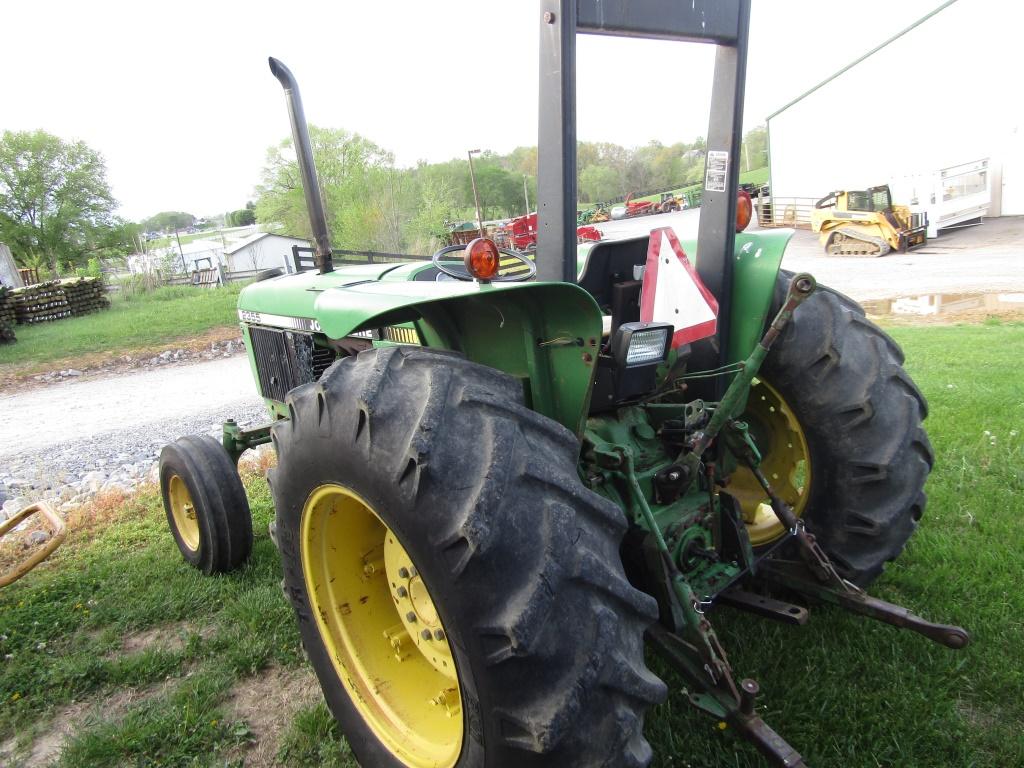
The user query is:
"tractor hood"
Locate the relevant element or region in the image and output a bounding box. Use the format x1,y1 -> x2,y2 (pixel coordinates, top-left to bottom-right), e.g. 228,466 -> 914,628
238,262 -> 603,435
237,262 -> 600,341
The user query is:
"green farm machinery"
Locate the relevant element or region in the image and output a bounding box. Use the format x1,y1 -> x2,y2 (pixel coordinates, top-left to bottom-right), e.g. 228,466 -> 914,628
158,2 -> 967,766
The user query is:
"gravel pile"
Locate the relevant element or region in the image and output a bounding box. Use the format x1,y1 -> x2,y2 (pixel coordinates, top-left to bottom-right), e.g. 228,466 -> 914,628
29,338 -> 241,386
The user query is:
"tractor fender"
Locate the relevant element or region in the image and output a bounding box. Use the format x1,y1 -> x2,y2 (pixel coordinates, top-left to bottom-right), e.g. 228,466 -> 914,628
724,229 -> 794,364
314,280 -> 603,436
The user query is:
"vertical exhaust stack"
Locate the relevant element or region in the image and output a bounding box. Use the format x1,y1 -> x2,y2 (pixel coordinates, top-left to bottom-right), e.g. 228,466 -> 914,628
268,57 -> 333,274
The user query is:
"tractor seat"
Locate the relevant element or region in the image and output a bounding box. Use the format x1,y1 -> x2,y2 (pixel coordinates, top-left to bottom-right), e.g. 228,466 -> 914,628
577,236 -> 649,340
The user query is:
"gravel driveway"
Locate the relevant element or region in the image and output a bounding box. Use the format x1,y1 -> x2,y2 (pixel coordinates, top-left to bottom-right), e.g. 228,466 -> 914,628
0,355 -> 265,514
592,209 -> 1024,300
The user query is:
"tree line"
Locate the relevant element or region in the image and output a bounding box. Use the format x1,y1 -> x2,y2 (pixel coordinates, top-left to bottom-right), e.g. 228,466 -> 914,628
254,124 -> 768,255
0,125 -> 768,275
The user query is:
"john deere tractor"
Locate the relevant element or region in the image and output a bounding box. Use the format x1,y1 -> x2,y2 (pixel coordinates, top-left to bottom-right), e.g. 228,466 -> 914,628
158,2 -> 967,766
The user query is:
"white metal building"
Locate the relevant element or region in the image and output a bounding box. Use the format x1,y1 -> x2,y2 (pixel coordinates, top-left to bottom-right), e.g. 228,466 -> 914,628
223,233 -> 311,274
766,0 -> 1022,229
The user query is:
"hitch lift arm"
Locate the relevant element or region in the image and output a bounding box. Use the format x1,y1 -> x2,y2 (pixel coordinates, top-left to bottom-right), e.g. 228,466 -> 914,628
597,273 -> 968,767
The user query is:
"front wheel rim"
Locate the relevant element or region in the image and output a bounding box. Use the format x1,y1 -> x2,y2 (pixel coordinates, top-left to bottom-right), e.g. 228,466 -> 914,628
167,475 -> 200,551
301,484 -> 463,768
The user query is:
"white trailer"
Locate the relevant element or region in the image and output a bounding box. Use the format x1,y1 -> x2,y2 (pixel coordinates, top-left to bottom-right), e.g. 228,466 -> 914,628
891,159 -> 991,238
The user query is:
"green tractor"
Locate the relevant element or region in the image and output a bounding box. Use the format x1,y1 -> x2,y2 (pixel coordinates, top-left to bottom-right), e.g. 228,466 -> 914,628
158,2 -> 967,766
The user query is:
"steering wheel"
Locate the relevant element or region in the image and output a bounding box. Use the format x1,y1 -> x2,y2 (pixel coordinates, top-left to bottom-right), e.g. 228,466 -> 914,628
431,243 -> 537,282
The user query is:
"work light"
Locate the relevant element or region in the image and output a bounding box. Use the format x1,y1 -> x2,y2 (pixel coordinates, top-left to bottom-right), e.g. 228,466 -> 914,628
614,322 -> 673,369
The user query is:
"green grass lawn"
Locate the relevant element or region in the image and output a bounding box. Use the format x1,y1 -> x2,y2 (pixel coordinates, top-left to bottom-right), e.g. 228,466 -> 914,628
1,321 -> 1022,766
577,166 -> 769,210
143,229 -> 236,251
0,284 -> 243,373
632,166 -> 769,205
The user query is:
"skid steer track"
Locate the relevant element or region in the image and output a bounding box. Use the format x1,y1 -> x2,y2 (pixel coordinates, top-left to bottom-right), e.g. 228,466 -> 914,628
826,227 -> 891,257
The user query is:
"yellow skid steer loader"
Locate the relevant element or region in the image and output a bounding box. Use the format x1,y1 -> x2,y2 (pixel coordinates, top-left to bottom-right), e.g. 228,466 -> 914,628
811,185 -> 928,256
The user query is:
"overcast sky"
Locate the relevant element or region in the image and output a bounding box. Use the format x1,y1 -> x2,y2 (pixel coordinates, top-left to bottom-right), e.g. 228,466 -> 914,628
3,0 -> 945,220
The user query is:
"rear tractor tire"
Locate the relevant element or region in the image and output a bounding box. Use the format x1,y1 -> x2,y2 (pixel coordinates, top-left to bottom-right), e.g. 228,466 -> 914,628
729,271 -> 933,587
270,346 -> 666,768
159,435 -> 253,574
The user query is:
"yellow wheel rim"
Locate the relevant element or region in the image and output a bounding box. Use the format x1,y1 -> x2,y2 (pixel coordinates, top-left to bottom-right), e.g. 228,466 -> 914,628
728,378 -> 812,546
301,485 -> 462,768
168,475 -> 200,551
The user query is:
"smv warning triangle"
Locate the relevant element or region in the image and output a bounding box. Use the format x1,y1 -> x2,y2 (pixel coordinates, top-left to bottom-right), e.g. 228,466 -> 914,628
640,227 -> 719,348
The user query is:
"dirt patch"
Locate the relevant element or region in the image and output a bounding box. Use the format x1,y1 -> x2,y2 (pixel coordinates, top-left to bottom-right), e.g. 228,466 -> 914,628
224,665 -> 322,767
0,681 -> 171,768
115,620 -> 216,658
957,699 -> 1000,731
0,325 -> 242,393
0,698 -> 92,768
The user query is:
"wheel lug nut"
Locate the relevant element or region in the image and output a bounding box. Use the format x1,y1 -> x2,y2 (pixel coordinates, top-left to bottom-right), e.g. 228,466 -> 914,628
398,567 -> 410,579
396,586 -> 408,598
406,612 -> 417,622
421,629 -> 432,640
433,629 -> 445,641
409,567 -> 417,577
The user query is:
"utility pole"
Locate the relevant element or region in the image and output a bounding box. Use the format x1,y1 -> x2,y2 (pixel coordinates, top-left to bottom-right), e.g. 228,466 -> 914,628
174,228 -> 187,273
523,175 -> 531,215
467,149 -> 485,238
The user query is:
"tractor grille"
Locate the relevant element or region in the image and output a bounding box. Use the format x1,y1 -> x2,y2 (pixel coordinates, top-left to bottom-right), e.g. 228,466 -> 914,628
311,345 -> 336,379
379,325 -> 420,344
248,325 -> 335,402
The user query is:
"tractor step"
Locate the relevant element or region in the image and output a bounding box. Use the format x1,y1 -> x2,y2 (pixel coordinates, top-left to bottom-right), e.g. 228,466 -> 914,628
718,588 -> 808,625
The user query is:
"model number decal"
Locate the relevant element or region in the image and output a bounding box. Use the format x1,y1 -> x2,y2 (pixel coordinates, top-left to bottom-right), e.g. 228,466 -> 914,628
705,151 -> 729,193
238,310 -> 320,332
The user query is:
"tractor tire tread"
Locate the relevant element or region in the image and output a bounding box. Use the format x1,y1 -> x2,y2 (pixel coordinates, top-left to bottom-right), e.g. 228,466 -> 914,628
159,435 -> 252,574
271,345 -> 666,768
763,271 -> 932,586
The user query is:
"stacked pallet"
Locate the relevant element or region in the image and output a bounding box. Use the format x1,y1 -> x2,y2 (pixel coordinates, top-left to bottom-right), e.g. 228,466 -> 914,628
0,286 -> 15,343
61,277 -> 110,316
12,281 -> 71,325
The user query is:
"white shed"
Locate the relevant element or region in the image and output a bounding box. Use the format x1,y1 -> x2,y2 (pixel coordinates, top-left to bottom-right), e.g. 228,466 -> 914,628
766,0 -> 1022,226
223,233 -> 311,274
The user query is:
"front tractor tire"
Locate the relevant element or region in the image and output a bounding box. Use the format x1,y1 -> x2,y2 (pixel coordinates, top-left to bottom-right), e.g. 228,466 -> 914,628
270,346 -> 666,768
731,272 -> 933,586
159,435 -> 253,574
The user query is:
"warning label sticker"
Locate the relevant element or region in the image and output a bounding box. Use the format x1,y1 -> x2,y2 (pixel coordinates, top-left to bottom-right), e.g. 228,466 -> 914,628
705,150 -> 729,193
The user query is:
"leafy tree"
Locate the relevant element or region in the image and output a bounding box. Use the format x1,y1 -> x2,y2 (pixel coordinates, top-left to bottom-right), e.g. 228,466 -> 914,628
740,125 -> 768,174
255,126 -> 395,250
0,130 -> 118,273
467,162 -> 521,220
140,211 -> 195,232
579,165 -> 621,203
404,169 -> 460,252
227,207 -> 256,226
504,146 -> 538,177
